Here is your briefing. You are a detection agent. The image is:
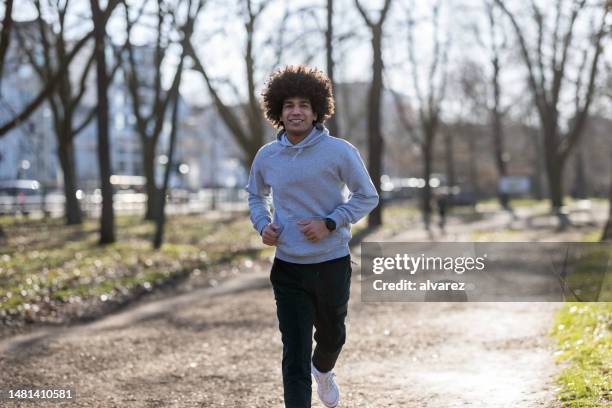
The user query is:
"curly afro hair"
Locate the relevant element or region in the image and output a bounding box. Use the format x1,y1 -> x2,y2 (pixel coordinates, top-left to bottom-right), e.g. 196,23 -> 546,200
261,65 -> 335,129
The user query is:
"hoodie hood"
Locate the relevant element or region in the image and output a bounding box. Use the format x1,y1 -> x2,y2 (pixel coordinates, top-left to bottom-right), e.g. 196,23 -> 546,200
277,123 -> 328,148
274,123 -> 328,160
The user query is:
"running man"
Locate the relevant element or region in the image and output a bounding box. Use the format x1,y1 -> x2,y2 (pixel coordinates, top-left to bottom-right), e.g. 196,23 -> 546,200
245,65 -> 379,407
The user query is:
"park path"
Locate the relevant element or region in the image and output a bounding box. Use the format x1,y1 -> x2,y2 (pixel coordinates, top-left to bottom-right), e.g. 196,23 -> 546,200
0,264 -> 561,407
2,204 -> 604,407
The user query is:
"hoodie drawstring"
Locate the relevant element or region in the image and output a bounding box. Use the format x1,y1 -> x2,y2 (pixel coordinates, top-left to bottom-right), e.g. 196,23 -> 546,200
292,147 -> 304,161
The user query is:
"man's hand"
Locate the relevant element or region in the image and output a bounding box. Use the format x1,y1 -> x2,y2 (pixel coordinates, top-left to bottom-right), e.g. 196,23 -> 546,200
298,219 -> 330,243
262,223 -> 281,246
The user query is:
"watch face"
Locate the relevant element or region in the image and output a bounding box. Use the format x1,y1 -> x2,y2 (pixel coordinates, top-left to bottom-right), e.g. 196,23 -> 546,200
325,218 -> 336,231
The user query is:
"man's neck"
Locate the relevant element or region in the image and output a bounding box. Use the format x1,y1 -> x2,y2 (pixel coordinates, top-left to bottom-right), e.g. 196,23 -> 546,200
286,127 -> 313,145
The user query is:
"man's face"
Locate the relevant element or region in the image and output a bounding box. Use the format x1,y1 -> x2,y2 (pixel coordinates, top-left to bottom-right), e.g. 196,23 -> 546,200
281,97 -> 317,138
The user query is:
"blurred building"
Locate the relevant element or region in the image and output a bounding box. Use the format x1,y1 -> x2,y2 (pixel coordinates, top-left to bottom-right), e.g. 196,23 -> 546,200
0,20 -> 59,188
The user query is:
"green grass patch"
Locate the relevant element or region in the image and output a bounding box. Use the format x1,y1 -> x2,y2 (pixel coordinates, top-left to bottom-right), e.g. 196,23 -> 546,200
0,212 -> 265,316
470,228 -> 523,241
381,203 -> 420,234
562,246 -> 612,302
581,230 -> 603,243
551,302 -> 612,407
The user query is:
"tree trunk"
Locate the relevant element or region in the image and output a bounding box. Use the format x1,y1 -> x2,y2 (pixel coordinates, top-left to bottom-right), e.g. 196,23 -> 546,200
492,110 -> 509,209
601,176 -> 612,241
444,130 -> 455,190
91,0 -> 115,244
143,141 -> 159,220
545,153 -> 570,229
572,147 -> 587,199
366,25 -> 384,228
490,48 -> 509,210
530,126 -> 545,200
57,138 -> 82,225
468,134 -> 480,200
543,125 -> 570,228
0,0 -> 14,93
325,0 -> 339,136
153,56 -> 184,249
421,136 -> 434,230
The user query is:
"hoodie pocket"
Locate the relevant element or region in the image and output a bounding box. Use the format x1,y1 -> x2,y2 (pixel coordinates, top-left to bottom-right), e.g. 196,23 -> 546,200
277,219 -> 340,258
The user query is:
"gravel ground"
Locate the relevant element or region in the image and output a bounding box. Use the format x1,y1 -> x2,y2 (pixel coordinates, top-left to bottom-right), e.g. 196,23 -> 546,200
0,260 -> 562,407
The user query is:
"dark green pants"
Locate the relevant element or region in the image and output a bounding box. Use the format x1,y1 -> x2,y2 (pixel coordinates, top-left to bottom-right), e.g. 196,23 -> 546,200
270,255 -> 352,408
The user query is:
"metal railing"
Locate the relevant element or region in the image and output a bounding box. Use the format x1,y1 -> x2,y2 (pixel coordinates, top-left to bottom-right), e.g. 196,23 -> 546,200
0,188 -> 249,218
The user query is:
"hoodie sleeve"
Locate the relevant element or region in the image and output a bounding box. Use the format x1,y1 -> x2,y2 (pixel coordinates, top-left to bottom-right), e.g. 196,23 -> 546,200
327,144 -> 379,227
245,148 -> 272,235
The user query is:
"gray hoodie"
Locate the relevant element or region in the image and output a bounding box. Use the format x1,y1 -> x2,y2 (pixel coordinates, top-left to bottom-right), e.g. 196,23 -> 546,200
245,124 -> 379,264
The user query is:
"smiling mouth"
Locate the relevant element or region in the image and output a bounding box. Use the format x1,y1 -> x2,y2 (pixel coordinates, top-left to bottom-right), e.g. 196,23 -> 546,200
288,119 -> 304,125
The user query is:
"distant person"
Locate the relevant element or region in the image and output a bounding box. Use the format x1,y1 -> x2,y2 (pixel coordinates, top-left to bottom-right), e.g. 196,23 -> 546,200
436,191 -> 448,233
245,65 -> 379,408
17,191 -> 27,215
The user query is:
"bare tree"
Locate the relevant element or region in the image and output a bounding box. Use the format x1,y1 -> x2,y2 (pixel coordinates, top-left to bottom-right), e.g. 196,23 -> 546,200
90,0 -> 120,244
443,128 -> 455,190
184,0 -> 269,169
602,170 -> 612,241
354,0 -> 392,228
394,0 -> 449,230
16,0 -> 124,225
602,60 -> 612,241
0,0 -> 13,239
0,0 -> 14,93
121,0 -> 188,220
0,2 -> 119,136
495,0 -> 610,228
153,0 -> 200,249
325,0 -> 339,136
469,1 -> 514,209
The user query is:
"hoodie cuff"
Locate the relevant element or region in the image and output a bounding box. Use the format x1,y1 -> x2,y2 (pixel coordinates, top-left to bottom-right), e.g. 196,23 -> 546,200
255,218 -> 271,236
327,212 -> 345,229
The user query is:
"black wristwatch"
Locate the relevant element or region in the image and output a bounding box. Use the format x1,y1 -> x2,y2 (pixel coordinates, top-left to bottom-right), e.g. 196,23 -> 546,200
324,217 -> 336,231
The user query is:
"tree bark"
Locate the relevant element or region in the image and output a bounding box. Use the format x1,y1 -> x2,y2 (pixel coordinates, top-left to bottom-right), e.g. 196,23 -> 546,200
572,147 -> 587,199
421,129 -> 434,229
468,133 -> 480,200
57,137 -> 82,225
143,141 -> 159,220
444,130 -> 455,190
153,62 -> 183,249
91,0 -> 115,244
601,176 -> 612,241
529,125 -> 545,200
366,24 -> 384,228
0,0 -> 14,93
491,60 -> 509,209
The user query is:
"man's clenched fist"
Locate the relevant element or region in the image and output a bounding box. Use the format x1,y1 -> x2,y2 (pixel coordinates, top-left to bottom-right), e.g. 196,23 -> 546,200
298,219 -> 330,242
262,223 -> 281,246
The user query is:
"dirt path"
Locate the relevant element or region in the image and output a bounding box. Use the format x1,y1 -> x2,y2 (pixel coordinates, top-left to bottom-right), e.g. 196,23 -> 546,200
3,206 -> 602,407
0,262 -> 561,407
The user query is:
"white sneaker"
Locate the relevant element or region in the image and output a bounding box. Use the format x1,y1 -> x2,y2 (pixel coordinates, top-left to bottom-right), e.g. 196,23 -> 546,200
311,361 -> 340,408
